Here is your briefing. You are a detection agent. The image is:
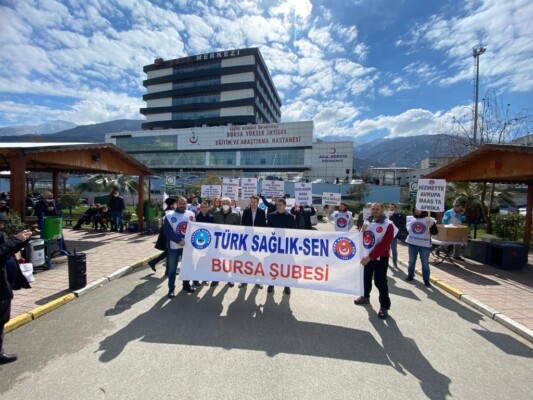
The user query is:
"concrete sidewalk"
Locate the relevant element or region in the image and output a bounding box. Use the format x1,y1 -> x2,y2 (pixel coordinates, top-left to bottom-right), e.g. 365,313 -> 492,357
6,225 -> 533,342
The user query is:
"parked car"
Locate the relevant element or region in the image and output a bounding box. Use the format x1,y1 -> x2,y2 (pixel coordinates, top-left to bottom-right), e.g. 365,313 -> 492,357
312,194 -> 325,220
311,178 -> 325,184
288,176 -> 306,183
350,179 -> 364,185
264,175 -> 283,181
518,207 -> 529,216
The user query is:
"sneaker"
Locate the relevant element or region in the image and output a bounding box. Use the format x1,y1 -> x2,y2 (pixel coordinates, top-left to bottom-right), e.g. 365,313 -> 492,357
227,282 -> 235,288
238,283 -> 247,288
354,296 -> 369,305
378,308 -> 388,319
255,284 -> 263,289
182,286 -> 196,294
284,287 -> 291,295
167,290 -> 175,298
203,281 -> 209,285
405,276 -> 414,281
193,281 -> 201,287
267,285 -> 274,293
210,281 -> 219,287
424,281 -> 431,287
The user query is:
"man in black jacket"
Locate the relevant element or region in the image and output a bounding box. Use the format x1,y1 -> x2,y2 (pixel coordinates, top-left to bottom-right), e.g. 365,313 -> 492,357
240,196 -> 266,289
0,219 -> 32,365
260,194 -> 278,215
108,189 -> 126,232
266,198 -> 297,295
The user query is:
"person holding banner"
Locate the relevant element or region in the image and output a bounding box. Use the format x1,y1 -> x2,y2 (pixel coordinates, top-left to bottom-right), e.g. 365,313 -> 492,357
442,200 -> 467,260
163,196 -> 196,297
240,195 -> 266,289
291,204 -> 316,230
405,209 -> 438,287
266,198 -> 297,295
354,203 -> 396,319
211,197 -> 242,288
149,197 -> 177,273
332,203 -> 354,232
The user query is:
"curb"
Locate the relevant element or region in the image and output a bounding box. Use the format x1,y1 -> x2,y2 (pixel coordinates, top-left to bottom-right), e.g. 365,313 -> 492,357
6,252 -> 163,332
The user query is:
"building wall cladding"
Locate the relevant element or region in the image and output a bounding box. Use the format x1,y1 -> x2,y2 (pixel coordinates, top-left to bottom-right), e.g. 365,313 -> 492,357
141,48 -> 281,130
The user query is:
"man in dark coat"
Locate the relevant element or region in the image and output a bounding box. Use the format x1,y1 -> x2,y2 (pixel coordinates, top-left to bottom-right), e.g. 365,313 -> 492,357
0,216 -> 32,365
266,198 -> 297,295
108,189 -> 126,232
290,204 -> 316,230
240,195 -> 266,289
33,192 -> 61,230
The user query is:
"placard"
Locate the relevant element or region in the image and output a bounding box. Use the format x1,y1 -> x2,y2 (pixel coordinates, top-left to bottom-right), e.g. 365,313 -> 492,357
416,178 -> 446,212
222,178 -> 239,200
294,182 -> 312,206
261,180 -> 285,197
322,192 -> 341,206
201,185 -> 221,199
241,177 -> 258,199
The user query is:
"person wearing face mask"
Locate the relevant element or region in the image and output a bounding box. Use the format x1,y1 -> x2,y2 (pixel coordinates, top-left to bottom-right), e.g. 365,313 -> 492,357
33,192 -> 61,230
442,200 -> 467,260
149,198 -> 177,273
163,196 -> 196,297
108,189 -> 126,232
72,203 -> 99,230
211,197 -> 241,288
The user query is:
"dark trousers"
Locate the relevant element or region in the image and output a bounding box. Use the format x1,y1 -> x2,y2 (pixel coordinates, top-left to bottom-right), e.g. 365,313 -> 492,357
363,257 -> 391,310
0,299 -> 11,351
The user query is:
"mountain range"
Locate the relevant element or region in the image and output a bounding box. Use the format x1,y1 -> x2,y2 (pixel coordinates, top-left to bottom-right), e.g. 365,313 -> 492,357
0,119 -> 449,171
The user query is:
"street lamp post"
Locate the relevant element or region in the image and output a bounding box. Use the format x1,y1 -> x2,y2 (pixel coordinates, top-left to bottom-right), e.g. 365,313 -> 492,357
472,45 -> 486,148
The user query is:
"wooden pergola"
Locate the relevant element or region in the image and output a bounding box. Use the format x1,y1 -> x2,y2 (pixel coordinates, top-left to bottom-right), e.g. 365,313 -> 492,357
425,144 -> 533,245
0,143 -> 154,232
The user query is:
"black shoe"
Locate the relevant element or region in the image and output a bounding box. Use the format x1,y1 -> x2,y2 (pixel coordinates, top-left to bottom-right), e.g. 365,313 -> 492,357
72,226 -> 80,230
284,287 -> 291,295
0,352 -> 18,364
424,281 -> 431,287
210,281 -> 219,287
378,308 -> 388,319
228,282 -> 235,288
148,261 -> 156,272
111,228 -> 117,232
267,285 -> 274,293
238,283 -> 247,288
193,281 -> 201,287
182,286 -> 196,294
255,284 -> 263,289
167,290 -> 175,298
203,281 -> 209,285
119,228 -> 124,233
405,276 -> 414,281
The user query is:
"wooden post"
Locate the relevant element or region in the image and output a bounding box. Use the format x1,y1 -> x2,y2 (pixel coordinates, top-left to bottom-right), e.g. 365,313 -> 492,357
8,155 -> 27,220
137,175 -> 145,233
525,182 -> 533,246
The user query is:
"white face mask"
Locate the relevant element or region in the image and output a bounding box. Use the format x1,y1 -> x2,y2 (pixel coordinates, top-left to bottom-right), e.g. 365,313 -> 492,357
46,199 -> 54,203
222,205 -> 230,212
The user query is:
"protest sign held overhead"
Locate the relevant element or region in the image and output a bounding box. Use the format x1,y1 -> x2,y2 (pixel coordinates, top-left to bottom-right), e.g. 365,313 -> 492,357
322,192 -> 341,206
222,178 -> 239,200
416,179 -> 446,212
241,177 -> 258,199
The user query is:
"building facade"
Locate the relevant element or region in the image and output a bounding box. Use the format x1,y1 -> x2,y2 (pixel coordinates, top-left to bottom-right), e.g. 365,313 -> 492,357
141,48 -> 281,130
106,121 -> 353,181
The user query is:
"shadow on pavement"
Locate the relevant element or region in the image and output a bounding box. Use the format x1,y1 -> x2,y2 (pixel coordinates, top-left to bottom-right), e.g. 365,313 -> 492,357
97,286 -> 388,366
472,329 -> 533,358
105,273 -> 165,316
366,307 -> 452,400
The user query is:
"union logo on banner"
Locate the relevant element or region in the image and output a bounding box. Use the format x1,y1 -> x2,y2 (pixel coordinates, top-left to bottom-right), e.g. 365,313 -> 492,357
177,221 -> 188,235
363,231 -> 376,249
190,229 -> 211,250
332,237 -> 356,260
412,222 -> 426,234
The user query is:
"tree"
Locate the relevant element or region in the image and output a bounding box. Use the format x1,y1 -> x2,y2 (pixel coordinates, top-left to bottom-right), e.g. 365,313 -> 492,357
346,183 -> 369,203
75,174 -> 140,204
59,191 -> 81,216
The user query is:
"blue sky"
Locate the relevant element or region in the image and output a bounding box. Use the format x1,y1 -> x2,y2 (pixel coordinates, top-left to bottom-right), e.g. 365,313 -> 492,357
0,0 -> 531,140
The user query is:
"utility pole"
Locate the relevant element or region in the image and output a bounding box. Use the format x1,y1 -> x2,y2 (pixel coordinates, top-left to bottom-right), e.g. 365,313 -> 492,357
472,45 -> 486,148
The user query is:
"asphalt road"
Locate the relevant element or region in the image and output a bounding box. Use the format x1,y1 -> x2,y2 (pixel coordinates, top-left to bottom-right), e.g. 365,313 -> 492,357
1,221 -> 532,399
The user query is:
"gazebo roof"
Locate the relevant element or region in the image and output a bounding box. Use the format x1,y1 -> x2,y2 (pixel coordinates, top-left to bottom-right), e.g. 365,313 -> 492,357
0,143 -> 154,176
424,144 -> 533,184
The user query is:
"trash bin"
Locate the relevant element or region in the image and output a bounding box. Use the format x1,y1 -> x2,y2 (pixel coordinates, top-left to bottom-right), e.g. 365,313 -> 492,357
464,239 -> 490,263
68,252 -> 87,290
43,216 -> 63,240
25,239 -> 47,268
488,241 -> 528,270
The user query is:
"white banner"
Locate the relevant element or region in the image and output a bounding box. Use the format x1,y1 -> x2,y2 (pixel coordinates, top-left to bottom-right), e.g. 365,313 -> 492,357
416,178 -> 446,212
322,192 -> 341,206
181,222 -> 364,295
222,178 -> 239,200
261,180 -> 285,197
241,177 -> 258,199
294,182 -> 312,206
201,185 -> 221,199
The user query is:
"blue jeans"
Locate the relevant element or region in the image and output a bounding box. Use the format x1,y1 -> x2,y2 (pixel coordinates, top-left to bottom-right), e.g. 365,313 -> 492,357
167,248 -> 183,292
111,210 -> 123,230
408,244 -> 431,282
390,237 -> 398,266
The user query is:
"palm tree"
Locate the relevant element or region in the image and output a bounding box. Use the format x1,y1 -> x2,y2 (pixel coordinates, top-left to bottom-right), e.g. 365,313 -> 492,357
76,174 -> 140,204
